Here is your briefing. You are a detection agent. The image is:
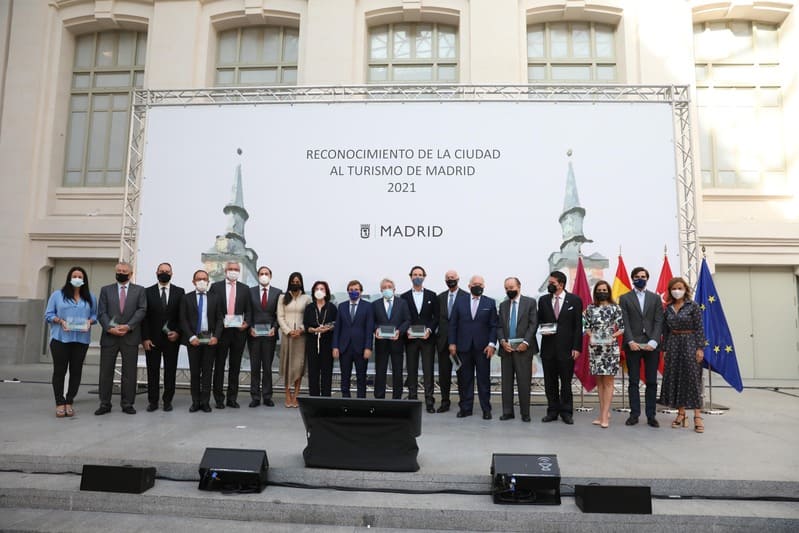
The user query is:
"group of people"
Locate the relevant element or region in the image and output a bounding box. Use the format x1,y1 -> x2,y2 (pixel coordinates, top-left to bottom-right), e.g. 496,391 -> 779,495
44,261 -> 707,432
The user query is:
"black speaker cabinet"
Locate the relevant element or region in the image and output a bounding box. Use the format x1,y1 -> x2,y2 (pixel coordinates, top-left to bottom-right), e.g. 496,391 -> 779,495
491,454 -> 560,505
80,464 -> 156,494
575,484 -> 652,514
198,448 -> 268,493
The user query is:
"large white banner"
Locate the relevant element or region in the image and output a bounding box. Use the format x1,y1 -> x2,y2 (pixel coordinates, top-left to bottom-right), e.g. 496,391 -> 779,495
137,101 -> 679,299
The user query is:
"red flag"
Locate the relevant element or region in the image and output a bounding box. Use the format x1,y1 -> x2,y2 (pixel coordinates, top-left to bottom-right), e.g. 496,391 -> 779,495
653,253 -> 674,375
572,257 -> 596,392
611,255 -> 632,368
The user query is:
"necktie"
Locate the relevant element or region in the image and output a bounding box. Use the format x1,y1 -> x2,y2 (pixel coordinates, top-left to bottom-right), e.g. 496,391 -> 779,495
350,303 -> 356,319
161,287 -> 167,308
509,300 -> 517,339
197,293 -> 204,333
387,299 -> 393,319
119,285 -> 126,315
261,288 -> 267,310
448,292 -> 454,318
227,282 -> 236,315
554,295 -> 560,319
471,297 -> 478,319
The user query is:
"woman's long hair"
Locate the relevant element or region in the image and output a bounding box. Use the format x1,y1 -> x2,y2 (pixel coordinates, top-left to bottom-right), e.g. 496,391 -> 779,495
283,272 -> 305,305
61,266 -> 91,303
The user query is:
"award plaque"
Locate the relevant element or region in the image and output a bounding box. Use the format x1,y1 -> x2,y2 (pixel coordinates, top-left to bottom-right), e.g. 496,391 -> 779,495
197,331 -> 212,345
508,338 -> 525,350
376,325 -> 398,339
65,318 -> 90,332
408,325 -> 427,338
253,323 -> 273,337
538,323 -> 558,335
224,314 -> 244,328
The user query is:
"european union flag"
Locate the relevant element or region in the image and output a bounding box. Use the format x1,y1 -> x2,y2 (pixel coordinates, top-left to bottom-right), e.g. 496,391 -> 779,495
694,258 -> 744,392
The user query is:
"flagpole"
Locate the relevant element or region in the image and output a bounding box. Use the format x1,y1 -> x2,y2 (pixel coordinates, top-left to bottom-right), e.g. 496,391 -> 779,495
575,384 -> 593,412
703,362 -> 725,415
614,369 -> 630,413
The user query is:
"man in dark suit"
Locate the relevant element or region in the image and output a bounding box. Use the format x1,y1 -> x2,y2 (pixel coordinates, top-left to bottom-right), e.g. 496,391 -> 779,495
401,266 -> 439,412
497,277 -> 539,422
448,275 -> 497,420
208,261 -> 251,409
141,262 -> 184,412
95,261 -> 147,415
437,270 -> 466,413
247,266 -> 282,407
373,278 -> 410,399
537,271 -> 583,424
332,280 -> 374,398
619,266 -> 664,428
179,269 -> 223,413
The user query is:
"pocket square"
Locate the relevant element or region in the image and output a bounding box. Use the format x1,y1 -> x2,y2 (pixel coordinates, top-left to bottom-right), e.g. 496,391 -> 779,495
567,306 -> 574,311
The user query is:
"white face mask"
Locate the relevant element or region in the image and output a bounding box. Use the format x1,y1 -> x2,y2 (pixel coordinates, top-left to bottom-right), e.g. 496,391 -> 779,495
195,280 -> 209,293
314,289 -> 326,300
226,270 -> 240,282
259,275 -> 270,286
671,289 -> 685,300
70,278 -> 84,288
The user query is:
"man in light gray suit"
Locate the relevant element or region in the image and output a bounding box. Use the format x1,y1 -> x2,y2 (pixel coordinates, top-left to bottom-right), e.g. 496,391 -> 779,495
619,266 -> 664,428
497,277 -> 539,422
95,261 -> 147,415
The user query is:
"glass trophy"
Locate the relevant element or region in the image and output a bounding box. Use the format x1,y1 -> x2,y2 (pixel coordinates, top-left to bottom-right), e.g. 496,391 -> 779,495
322,322 -> 336,330
592,330 -> 614,345
108,316 -> 120,328
376,325 -> 398,339
253,323 -> 273,337
64,318 -> 89,332
508,338 -> 525,350
449,353 -> 462,371
224,314 -> 244,328
197,331 -> 212,344
408,325 -> 427,338
538,323 -> 558,335
161,321 -> 171,334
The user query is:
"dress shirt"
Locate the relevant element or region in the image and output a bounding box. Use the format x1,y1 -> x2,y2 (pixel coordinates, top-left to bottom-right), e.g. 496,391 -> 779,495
196,292 -> 209,333
412,289 -> 424,313
45,291 -> 97,344
158,283 -> 170,303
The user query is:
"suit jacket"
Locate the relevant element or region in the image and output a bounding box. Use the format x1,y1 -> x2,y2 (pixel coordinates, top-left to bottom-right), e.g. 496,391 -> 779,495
537,291 -> 583,358
179,290 -> 224,343
437,288 -> 468,352
497,295 -> 539,354
619,289 -> 664,349
141,283 -> 185,345
248,285 -> 282,338
400,288 -> 439,340
332,299 -> 374,354
373,296 -> 411,336
98,282 -> 147,346
209,280 -> 252,327
448,294 -> 498,352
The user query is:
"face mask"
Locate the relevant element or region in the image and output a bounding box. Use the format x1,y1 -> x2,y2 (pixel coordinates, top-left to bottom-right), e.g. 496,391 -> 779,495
259,275 -> 270,286
348,290 -> 360,301
633,278 -> 647,289
382,289 -> 394,299
115,273 -> 130,283
470,286 -> 484,297
70,277 -> 84,288
226,271 -> 240,282
157,272 -> 171,283
506,290 -> 518,300
547,283 -> 557,294
596,292 -> 610,301
412,277 -> 424,287
195,280 -> 208,293
314,289 -> 326,300
445,279 -> 458,289
671,289 -> 685,300
289,283 -> 302,292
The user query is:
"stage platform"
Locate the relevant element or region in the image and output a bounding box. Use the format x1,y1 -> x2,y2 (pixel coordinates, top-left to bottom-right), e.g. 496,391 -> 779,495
1,363 -> 797,532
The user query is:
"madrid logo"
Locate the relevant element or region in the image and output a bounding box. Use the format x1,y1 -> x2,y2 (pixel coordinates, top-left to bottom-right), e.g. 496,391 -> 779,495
360,224 -> 370,239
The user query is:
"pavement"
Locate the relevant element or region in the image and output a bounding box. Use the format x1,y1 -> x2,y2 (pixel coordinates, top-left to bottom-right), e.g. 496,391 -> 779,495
0,363 -> 797,532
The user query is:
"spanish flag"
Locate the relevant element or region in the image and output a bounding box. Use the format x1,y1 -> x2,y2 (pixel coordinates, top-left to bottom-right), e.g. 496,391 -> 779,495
611,255 -> 631,367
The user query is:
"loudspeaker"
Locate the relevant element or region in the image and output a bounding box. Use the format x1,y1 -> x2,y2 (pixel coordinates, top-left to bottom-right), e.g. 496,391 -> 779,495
575,484 -> 652,514
491,454 -> 560,505
198,448 -> 268,493
80,464 -> 156,494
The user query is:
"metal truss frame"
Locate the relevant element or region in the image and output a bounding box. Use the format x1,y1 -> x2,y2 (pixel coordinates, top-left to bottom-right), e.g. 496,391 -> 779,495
122,84 -> 698,281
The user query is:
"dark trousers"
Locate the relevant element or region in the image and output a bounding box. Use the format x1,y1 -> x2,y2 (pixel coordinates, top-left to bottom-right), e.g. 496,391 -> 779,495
187,344 -> 215,406
374,338 -> 404,399
248,335 -> 277,401
456,346 -> 492,414
144,341 -> 179,405
626,350 -> 660,419
437,345 -> 453,407
99,342 -> 138,409
50,339 -> 88,405
213,328 -> 246,403
406,338 -> 436,405
306,334 -> 334,397
500,350 -> 533,417
339,348 -> 368,398
542,354 -> 575,416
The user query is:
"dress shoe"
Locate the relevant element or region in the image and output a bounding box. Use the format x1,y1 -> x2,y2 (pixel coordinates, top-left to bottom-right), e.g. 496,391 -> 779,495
189,403 -> 200,413
200,404 -> 212,413
647,418 -> 660,428
625,416 -> 639,426
226,400 -> 240,408
122,406 -> 136,415
426,406 -> 435,413
499,414 -> 515,421
146,403 -> 158,412
264,399 -> 275,407
560,414 -> 574,425
482,411 -> 493,420
456,410 -> 472,418
249,400 -> 261,408
215,402 -> 225,409
163,403 -> 173,412
541,414 -> 558,422
436,404 -> 450,413
94,405 -> 111,416
521,415 -> 531,423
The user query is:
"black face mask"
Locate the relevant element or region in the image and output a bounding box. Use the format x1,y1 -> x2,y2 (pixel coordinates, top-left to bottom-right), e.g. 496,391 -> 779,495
506,290 -> 518,300
116,273 -> 130,283
157,272 -> 171,283
445,279 -> 458,289
289,283 -> 302,292
596,292 -> 610,301
547,283 -> 557,294
470,286 -> 484,297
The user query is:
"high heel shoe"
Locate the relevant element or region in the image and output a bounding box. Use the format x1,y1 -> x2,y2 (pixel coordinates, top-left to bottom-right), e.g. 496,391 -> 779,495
694,416 -> 704,433
671,413 -> 687,428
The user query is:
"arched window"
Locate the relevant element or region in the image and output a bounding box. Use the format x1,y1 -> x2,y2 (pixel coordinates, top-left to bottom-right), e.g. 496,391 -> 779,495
367,23 -> 458,82
527,22 -> 616,82
216,26 -> 299,85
